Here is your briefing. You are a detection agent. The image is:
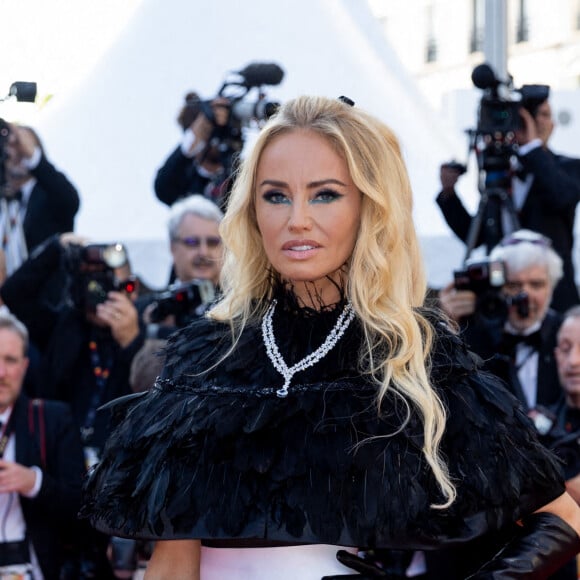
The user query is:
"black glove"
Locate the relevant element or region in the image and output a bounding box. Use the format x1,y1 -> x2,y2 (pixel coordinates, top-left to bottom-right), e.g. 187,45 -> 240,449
321,549 -> 392,579
466,512 -> 580,578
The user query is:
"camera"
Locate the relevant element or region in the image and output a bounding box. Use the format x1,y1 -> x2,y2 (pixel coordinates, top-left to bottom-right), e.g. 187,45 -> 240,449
216,62 -> 284,126
453,258 -> 529,322
65,243 -> 137,313
453,64 -> 549,256
472,63 -> 550,136
81,243 -> 130,269
187,63 -> 284,205
193,62 -> 284,146
149,279 -> 216,327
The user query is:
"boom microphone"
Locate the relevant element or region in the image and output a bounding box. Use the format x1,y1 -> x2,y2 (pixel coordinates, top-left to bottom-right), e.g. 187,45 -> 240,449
237,63 -> 285,88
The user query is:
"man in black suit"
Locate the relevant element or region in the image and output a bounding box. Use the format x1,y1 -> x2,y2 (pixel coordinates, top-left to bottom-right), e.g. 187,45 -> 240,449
154,96 -> 237,210
2,123 -> 80,275
432,229 -> 575,579
436,93 -> 580,312
439,229 -> 565,411
0,309 -> 85,579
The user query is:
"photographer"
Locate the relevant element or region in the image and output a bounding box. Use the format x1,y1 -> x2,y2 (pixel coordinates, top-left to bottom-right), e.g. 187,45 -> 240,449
0,233 -> 145,579
154,95 -> 238,210
0,233 -> 143,447
436,84 -> 580,312
154,64 -> 284,213
439,229 -> 564,411
1,123 -> 80,275
132,195 -> 223,393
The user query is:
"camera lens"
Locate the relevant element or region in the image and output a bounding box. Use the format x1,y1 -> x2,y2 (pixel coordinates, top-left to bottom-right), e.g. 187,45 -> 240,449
102,244 -> 127,268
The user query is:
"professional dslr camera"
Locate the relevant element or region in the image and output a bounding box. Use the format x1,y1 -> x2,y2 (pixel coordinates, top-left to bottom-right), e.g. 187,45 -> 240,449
149,279 -> 216,328
0,81 -> 37,196
65,243 -> 137,313
453,257 -> 529,323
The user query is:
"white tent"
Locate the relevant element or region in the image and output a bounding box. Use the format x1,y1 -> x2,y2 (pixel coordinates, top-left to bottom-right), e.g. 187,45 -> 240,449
3,0 -> 466,286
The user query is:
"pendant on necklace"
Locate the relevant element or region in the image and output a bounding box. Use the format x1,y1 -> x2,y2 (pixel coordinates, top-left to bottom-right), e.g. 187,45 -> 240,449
276,378 -> 291,398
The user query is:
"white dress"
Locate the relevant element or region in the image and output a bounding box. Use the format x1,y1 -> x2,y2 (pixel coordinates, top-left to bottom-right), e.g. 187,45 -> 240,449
200,544 -> 358,579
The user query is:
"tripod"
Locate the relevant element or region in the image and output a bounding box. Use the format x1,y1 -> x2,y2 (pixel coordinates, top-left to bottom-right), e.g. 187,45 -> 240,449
464,185 -> 521,260
463,132 -> 521,261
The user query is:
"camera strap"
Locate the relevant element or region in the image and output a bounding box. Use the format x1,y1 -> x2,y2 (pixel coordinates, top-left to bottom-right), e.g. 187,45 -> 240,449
82,334 -> 114,443
514,344 -> 539,372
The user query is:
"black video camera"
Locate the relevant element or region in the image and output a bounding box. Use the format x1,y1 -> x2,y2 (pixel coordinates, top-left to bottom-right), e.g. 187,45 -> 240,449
216,62 -> 284,127
453,258 -> 529,322
189,63 -> 284,205
65,243 -> 137,313
193,62 -> 284,144
149,279 -> 216,327
472,63 -> 550,136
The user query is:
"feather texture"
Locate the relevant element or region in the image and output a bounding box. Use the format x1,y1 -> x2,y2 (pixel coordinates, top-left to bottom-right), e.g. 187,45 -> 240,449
81,307 -> 565,550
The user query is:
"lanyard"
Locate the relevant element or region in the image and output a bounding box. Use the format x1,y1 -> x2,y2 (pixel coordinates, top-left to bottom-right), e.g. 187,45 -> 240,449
81,337 -> 113,442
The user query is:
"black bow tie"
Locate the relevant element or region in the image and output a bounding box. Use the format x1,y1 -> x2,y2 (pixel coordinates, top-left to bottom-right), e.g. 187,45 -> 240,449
501,330 -> 543,354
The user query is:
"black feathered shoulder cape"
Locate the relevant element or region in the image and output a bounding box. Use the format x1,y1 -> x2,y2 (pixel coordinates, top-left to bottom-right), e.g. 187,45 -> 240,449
82,304 -> 565,550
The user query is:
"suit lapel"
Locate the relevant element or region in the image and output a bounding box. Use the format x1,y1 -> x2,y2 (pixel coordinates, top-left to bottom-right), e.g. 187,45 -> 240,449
12,396 -> 31,466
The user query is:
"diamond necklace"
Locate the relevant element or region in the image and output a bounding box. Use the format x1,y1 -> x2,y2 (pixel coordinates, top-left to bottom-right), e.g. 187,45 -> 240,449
261,298 -> 356,398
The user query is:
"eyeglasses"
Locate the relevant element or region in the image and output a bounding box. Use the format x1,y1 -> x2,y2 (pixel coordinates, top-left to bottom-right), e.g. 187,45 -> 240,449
172,236 -> 222,249
499,233 -> 552,248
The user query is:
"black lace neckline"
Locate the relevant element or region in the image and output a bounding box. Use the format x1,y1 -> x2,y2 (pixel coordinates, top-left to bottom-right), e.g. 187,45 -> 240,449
272,284 -> 348,319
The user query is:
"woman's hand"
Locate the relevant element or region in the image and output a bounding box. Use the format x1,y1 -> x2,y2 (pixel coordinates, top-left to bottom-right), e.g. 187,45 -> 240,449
144,540 -> 201,580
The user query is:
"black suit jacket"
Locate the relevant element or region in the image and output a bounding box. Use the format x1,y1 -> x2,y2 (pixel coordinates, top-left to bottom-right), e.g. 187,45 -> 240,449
154,146 -> 215,207
21,154 -> 80,253
460,308 -> 563,411
11,395 -> 85,580
436,147 -> 580,311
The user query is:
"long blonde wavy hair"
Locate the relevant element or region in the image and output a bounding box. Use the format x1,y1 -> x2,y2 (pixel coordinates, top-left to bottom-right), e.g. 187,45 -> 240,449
209,95 -> 456,508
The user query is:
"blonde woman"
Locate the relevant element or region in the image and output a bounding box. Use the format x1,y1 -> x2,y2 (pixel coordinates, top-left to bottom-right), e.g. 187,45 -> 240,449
84,96 -> 580,579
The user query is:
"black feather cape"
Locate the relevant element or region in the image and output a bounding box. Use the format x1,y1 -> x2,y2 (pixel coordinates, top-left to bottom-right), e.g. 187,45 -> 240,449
82,302 -> 565,550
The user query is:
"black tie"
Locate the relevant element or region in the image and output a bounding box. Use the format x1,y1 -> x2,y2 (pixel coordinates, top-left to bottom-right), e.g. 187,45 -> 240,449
500,330 -> 542,357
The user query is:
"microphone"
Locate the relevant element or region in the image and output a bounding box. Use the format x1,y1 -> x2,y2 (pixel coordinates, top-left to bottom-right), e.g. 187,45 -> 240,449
471,63 -> 499,91
237,63 -> 285,88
